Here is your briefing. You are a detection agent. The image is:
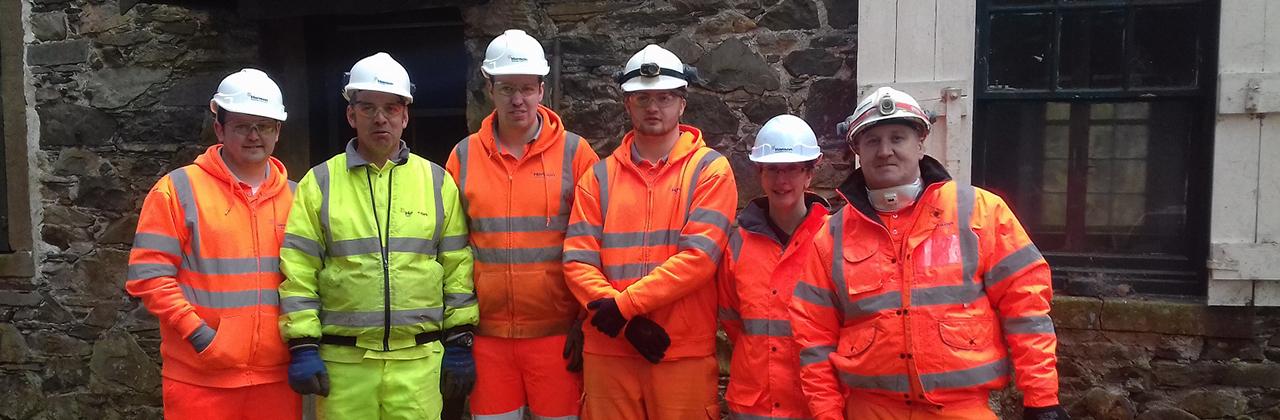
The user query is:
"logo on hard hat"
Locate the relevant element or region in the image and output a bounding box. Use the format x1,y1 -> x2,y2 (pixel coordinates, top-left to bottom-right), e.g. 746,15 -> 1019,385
510,56 -> 528,63
374,77 -> 394,85
877,95 -> 896,116
640,63 -> 661,78
248,94 -> 269,103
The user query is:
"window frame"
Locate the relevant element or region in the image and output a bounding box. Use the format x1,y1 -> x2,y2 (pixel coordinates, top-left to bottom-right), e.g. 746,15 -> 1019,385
0,0 -> 36,277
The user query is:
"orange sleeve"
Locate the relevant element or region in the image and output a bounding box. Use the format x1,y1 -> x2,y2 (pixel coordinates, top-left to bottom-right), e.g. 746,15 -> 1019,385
717,229 -> 744,344
563,163 -> 619,306
789,223 -> 846,420
979,191 -> 1060,407
571,136 -> 600,182
614,156 -> 737,319
124,178 -> 206,338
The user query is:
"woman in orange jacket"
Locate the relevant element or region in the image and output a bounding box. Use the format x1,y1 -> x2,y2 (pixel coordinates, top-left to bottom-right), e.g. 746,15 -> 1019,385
718,114 -> 829,420
789,87 -> 1068,420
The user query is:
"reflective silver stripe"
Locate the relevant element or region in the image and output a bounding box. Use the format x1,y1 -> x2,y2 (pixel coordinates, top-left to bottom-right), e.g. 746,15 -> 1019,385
729,412 -> 809,420
827,209 -> 852,320
684,150 -> 723,218
283,233 -> 324,259
455,136 -> 471,209
688,208 -> 731,233
281,296 -> 321,314
180,284 -> 279,308
566,222 -> 602,240
169,168 -> 201,254
728,229 -> 743,261
839,370 -> 910,393
320,307 -> 445,327
957,183 -> 979,286
388,237 -> 436,255
678,234 -> 721,261
793,282 -> 838,308
602,229 -> 680,248
559,132 -> 581,216
132,233 -> 181,257
313,162 -> 333,245
430,163 -> 447,248
742,319 -> 792,337
183,257 -> 278,276
604,263 -> 651,281
439,235 -> 469,252
330,237 -> 383,257
288,180 -> 297,193
563,250 -> 601,266
799,345 -> 834,366
910,283 -> 983,307
474,407 -> 524,420
534,415 -> 579,420
593,160 -> 609,219
920,358 -> 1010,391
984,244 -> 1044,288
471,216 -> 570,233
1003,315 -> 1055,334
718,307 -> 741,321
126,263 -> 178,281
474,246 -> 562,264
445,293 -> 477,308
846,291 -> 903,320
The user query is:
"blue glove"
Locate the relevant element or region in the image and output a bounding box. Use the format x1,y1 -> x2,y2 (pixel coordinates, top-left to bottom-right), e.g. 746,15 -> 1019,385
588,298 -> 628,337
440,339 -> 476,400
1024,405 -> 1070,420
288,347 -> 329,397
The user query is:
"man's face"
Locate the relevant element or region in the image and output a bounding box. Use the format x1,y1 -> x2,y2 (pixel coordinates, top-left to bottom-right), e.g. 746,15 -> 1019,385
758,161 -> 817,210
214,111 -> 281,168
624,89 -> 686,138
488,75 -> 544,130
852,123 -> 924,189
346,90 -> 409,159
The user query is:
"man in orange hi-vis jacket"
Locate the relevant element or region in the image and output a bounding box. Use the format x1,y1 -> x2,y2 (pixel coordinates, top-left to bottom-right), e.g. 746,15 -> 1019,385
446,29 -> 599,420
563,44 -> 737,420
126,69 -> 300,419
789,86 -> 1067,420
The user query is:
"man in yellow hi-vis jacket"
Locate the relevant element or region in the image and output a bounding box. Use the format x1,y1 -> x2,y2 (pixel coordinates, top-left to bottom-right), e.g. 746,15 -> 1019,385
278,52 -> 477,420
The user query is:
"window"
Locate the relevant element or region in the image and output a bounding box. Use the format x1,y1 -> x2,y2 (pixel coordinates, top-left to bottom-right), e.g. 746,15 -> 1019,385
973,0 -> 1218,295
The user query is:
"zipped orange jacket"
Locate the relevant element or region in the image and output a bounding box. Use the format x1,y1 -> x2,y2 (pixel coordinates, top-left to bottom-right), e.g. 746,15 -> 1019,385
126,144 -> 293,388
446,105 -> 599,338
789,156 -> 1060,419
563,125 -> 737,360
718,194 -> 829,419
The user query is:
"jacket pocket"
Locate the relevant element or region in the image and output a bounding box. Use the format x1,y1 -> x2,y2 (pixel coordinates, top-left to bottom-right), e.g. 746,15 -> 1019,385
836,323 -> 879,357
475,270 -> 511,325
842,242 -> 882,295
725,339 -> 765,406
938,317 -> 995,350
198,315 -> 252,369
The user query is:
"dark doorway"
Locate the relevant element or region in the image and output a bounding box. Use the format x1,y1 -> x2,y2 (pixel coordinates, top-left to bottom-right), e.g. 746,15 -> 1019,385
304,8 -> 469,166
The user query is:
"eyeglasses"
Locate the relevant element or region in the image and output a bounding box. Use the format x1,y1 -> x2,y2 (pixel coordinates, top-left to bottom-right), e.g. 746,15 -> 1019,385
226,122 -> 280,137
627,92 -> 685,108
492,82 -> 541,99
760,163 -> 815,176
352,101 -> 407,119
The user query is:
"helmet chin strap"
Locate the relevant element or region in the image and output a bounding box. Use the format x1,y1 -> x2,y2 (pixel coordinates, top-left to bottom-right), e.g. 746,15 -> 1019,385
867,177 -> 923,213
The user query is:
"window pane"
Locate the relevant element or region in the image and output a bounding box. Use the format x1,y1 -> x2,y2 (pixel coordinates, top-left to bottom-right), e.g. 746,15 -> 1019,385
988,12 -> 1053,90
1058,9 -> 1125,89
978,101 -> 1195,256
1131,6 -> 1199,87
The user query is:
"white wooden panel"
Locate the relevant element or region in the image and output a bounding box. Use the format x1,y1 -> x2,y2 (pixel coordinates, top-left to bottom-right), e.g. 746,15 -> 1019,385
1208,243 -> 1280,280
1210,116 -> 1261,243
1217,72 -> 1280,114
1258,118 -> 1280,242
1266,0 -> 1280,72
1255,281 -> 1280,306
894,0 -> 936,82
858,0 -> 898,84
1219,0 -> 1267,72
934,0 -> 976,82
1208,279 -> 1254,306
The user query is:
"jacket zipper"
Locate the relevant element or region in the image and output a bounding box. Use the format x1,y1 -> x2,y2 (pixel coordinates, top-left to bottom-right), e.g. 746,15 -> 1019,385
367,167 -> 394,351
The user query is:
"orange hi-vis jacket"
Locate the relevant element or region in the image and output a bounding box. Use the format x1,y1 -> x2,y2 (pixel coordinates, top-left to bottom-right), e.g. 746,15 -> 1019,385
718,194 -> 829,419
789,156 -> 1060,420
446,105 -> 599,338
563,125 -> 738,360
127,144 -> 294,388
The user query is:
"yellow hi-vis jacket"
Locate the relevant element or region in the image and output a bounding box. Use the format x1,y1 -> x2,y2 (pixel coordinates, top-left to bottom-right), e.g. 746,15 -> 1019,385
279,140 -> 476,361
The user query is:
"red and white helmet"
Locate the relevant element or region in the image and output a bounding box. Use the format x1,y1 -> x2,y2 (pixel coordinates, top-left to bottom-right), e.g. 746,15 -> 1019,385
837,86 -> 931,143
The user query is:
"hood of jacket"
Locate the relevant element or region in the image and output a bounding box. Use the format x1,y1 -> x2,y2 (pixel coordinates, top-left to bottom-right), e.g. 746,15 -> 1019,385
193,144 -> 289,199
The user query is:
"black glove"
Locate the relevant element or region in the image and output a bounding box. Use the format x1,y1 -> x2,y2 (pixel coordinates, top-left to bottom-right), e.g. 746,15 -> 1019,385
563,318 -> 585,372
624,316 -> 670,364
1024,405 -> 1070,420
588,298 -> 628,337
440,337 -> 476,400
287,347 -> 330,397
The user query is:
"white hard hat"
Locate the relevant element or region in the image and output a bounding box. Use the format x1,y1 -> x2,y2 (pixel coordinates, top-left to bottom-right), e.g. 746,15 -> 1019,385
343,52 -> 414,104
482,29 -> 550,77
836,86 -> 931,143
617,44 -> 694,92
751,114 -> 821,163
209,68 -> 287,121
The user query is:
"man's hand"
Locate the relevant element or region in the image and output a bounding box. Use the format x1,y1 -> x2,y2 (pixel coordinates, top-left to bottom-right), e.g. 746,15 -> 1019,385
587,298 -> 628,337
440,336 -> 476,400
624,316 -> 670,364
287,347 -> 329,397
1024,405 -> 1070,420
563,318 -> 585,372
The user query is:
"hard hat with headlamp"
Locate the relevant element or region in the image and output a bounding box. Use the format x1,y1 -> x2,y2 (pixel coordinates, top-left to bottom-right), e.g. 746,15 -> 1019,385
615,44 -> 700,92
835,86 -> 931,144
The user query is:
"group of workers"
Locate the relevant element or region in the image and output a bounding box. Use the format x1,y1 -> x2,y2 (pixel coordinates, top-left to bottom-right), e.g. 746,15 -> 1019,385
125,27 -> 1068,420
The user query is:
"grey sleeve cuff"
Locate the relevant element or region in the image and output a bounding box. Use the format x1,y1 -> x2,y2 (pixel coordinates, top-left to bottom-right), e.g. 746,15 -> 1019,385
187,323 -> 216,353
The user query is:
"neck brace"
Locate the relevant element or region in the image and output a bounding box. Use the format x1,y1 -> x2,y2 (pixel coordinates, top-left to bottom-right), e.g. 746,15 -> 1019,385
867,178 -> 923,213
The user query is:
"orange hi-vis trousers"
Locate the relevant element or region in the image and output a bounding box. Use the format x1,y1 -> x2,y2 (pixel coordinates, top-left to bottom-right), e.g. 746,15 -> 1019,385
162,378 -> 301,420
846,397 -> 998,420
470,335 -> 583,419
582,353 -> 719,420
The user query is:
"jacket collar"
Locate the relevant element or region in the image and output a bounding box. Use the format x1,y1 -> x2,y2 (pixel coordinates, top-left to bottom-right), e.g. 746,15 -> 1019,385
613,124 -> 705,171
837,155 -> 951,225
738,193 -> 831,243
192,144 -> 289,199
476,105 -> 566,160
345,138 -> 410,169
